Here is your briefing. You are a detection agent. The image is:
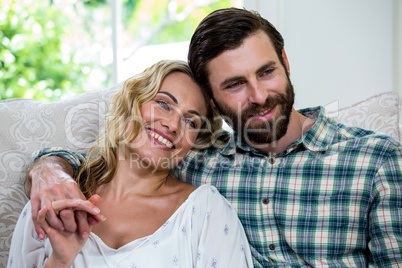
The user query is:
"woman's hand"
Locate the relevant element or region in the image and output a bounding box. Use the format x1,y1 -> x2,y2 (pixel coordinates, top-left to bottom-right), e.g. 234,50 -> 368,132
39,195 -> 103,268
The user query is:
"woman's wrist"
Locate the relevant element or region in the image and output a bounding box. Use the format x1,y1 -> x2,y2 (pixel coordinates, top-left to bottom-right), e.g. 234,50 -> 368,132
44,254 -> 72,268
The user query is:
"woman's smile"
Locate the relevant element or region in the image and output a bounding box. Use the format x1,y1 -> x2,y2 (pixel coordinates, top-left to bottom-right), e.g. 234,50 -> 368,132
147,128 -> 175,150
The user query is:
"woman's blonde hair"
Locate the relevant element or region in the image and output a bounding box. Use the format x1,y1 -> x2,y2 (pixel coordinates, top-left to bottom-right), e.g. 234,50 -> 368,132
77,60 -> 222,197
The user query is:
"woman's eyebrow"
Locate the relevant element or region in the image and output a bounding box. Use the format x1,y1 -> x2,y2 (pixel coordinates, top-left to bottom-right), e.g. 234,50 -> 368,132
158,91 -> 178,104
188,110 -> 201,118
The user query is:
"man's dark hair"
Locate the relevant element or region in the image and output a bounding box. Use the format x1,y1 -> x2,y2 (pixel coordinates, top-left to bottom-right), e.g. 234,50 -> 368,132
188,7 -> 285,99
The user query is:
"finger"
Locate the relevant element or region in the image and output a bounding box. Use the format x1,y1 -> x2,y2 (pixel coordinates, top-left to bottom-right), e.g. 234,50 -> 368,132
52,199 -> 101,216
37,206 -> 52,235
31,198 -> 46,240
44,203 -> 65,231
75,210 -> 90,239
77,195 -> 103,238
88,195 -> 101,206
59,209 -> 77,233
39,188 -> 65,231
87,214 -> 101,227
87,195 -> 103,227
88,195 -> 106,221
51,199 -> 81,212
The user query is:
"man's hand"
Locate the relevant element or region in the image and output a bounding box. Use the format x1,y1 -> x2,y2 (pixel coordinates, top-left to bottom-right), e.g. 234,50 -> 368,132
26,155 -> 104,239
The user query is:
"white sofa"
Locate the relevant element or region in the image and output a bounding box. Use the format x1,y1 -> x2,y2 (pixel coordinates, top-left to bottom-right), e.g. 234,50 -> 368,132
0,87 -> 400,267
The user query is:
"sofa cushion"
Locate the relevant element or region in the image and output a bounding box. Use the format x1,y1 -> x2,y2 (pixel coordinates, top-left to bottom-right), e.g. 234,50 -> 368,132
327,91 -> 401,142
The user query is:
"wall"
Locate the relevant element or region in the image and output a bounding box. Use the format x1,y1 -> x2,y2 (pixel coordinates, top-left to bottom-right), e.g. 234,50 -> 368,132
243,0 -> 401,111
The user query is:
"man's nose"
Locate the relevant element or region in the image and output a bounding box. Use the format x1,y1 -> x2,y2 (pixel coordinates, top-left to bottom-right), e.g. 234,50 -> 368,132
247,81 -> 268,106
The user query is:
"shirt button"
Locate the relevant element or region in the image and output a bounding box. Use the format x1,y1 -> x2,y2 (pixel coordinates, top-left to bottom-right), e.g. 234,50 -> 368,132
262,198 -> 269,205
269,158 -> 275,164
269,244 -> 275,250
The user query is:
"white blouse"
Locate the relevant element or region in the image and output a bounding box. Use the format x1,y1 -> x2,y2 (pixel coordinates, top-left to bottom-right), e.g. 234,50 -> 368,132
8,184 -> 253,267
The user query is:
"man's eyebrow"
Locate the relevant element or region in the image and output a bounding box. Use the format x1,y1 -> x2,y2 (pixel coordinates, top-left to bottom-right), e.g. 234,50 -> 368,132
219,61 -> 277,88
158,91 -> 178,104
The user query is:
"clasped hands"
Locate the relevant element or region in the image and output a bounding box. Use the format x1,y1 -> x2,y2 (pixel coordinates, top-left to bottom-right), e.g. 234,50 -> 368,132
29,157 -> 106,240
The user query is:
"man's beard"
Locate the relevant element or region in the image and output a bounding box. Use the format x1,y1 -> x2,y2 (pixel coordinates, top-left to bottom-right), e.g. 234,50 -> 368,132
214,79 -> 295,145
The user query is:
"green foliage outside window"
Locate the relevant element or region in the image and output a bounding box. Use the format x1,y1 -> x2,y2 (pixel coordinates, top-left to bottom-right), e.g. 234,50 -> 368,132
0,0 -> 236,102
0,0 -> 92,101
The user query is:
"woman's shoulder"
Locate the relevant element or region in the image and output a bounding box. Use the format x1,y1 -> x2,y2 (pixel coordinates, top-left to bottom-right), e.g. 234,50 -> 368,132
189,184 -> 233,210
190,184 -> 220,198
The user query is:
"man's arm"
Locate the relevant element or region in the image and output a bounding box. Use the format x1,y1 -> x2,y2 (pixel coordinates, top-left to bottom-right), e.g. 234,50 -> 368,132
25,155 -> 74,198
26,148 -> 104,239
369,143 -> 402,266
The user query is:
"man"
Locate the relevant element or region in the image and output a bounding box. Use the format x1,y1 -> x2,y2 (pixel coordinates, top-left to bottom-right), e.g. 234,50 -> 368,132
26,8 -> 402,267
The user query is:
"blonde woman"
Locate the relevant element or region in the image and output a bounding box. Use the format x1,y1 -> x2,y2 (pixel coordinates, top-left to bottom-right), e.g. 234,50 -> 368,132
8,60 -> 253,267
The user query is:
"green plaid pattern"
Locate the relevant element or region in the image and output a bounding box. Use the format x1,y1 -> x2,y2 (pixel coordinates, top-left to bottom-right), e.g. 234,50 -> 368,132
35,107 -> 402,267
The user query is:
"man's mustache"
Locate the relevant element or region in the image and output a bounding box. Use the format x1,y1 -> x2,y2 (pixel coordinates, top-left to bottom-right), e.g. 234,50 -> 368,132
241,94 -> 287,119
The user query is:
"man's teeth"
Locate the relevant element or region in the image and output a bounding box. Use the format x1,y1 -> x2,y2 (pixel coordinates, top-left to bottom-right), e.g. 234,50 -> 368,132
149,132 -> 173,148
253,109 -> 268,117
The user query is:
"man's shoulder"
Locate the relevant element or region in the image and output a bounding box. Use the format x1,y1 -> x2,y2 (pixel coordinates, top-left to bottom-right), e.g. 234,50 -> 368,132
333,122 -> 401,154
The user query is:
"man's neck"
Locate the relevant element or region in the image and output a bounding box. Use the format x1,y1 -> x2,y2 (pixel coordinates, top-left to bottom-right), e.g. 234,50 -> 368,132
247,108 -> 315,155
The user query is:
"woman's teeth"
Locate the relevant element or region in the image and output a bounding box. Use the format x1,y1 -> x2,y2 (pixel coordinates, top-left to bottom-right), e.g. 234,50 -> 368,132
150,132 -> 173,148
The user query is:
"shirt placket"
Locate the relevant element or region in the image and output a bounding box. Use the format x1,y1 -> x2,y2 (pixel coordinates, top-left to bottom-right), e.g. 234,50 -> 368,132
259,155 -> 285,265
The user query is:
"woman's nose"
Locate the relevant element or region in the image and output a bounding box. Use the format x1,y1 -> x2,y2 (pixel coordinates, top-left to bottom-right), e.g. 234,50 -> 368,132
161,112 -> 181,134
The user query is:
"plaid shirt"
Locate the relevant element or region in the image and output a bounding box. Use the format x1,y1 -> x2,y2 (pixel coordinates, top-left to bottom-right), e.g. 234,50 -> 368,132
34,106 -> 402,267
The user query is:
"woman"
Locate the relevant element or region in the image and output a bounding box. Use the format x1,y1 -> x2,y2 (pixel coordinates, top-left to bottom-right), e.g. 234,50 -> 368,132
8,60 -> 253,267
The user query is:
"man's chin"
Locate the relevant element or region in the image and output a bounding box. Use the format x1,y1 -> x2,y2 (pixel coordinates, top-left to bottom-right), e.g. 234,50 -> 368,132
244,133 -> 277,145
242,122 -> 289,145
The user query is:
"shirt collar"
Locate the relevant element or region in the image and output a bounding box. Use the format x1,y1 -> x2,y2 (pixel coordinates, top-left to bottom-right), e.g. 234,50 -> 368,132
219,106 -> 338,156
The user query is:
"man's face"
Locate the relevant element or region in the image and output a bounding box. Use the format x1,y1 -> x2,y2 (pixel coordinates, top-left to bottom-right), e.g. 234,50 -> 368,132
207,30 -> 295,145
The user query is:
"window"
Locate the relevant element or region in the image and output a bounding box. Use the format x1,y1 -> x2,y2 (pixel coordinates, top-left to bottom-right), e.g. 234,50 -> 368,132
0,0 -> 243,101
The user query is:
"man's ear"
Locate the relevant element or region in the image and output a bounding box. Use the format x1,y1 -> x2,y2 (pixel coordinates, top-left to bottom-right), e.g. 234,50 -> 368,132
282,49 -> 290,76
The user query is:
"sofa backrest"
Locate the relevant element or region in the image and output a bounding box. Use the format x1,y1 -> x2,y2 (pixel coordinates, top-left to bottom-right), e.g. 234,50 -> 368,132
0,88 -> 400,267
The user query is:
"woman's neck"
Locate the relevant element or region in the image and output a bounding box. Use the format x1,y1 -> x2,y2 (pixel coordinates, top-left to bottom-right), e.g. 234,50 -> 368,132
99,157 -> 171,199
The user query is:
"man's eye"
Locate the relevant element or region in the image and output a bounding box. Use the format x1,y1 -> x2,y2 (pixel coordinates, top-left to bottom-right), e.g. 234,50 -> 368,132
157,100 -> 170,110
262,68 -> 274,76
227,82 -> 241,89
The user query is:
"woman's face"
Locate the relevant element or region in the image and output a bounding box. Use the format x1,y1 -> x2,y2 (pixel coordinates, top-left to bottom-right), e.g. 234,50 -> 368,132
124,72 -> 207,172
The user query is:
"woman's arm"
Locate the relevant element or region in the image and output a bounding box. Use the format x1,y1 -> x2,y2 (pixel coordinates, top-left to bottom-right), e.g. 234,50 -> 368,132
8,201 -> 48,268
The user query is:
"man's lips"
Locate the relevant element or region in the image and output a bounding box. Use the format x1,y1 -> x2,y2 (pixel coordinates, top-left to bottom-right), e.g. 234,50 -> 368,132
147,129 -> 175,150
249,105 -> 277,122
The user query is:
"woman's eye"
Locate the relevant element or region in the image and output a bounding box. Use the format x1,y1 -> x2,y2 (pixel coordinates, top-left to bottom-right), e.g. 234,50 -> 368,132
184,118 -> 197,128
157,100 -> 170,110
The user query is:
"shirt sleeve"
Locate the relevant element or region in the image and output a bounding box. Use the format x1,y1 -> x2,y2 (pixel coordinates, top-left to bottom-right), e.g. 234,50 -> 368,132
190,185 -> 254,268
8,201 -> 49,268
369,143 -> 402,267
31,147 -> 87,178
